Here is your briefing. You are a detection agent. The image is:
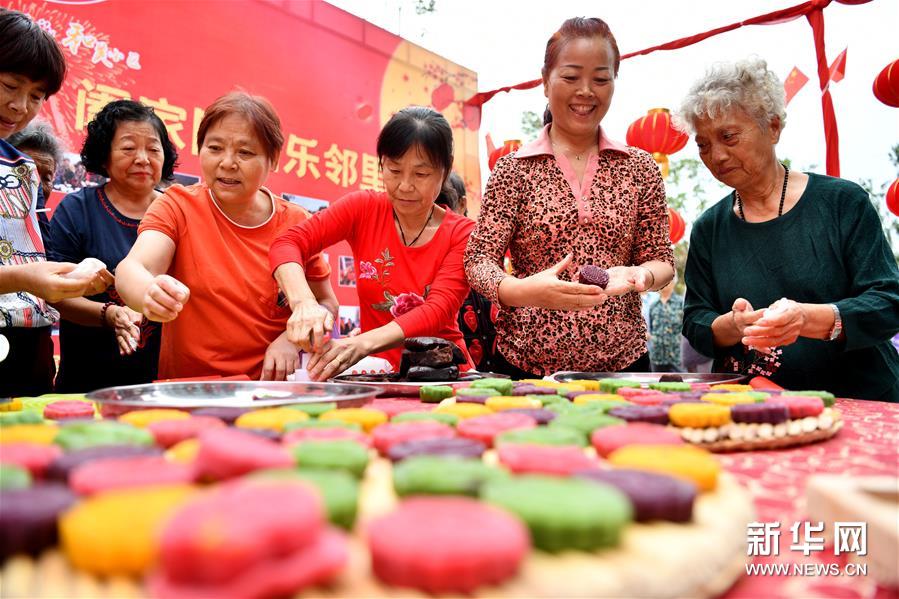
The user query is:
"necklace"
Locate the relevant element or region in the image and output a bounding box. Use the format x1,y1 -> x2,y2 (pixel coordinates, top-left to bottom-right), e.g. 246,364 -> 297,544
208,188 -> 275,229
393,205 -> 435,247
735,163 -> 790,221
550,140 -> 596,162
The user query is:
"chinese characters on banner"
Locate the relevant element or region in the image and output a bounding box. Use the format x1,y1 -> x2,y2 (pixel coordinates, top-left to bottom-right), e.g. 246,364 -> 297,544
58,20 -> 141,70
72,79 -> 384,193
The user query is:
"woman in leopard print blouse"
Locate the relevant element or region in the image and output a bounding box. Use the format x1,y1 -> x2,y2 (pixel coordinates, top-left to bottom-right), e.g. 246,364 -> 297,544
464,17 -> 674,377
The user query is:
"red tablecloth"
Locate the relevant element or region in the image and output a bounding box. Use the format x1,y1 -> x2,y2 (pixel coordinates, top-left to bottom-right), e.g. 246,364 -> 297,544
720,398 -> 899,599
371,395 -> 897,596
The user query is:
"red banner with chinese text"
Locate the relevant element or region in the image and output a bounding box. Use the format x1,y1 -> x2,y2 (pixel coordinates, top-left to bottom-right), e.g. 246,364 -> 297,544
15,0 -> 480,311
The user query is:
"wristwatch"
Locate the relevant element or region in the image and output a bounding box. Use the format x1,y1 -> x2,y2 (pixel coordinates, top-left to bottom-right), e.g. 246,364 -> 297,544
827,304 -> 842,341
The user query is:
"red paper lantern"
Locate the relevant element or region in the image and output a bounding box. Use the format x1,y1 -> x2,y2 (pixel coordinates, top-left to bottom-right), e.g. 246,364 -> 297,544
668,206 -> 686,244
489,139 -> 521,171
873,59 -> 899,108
626,108 -> 689,178
887,178 -> 899,217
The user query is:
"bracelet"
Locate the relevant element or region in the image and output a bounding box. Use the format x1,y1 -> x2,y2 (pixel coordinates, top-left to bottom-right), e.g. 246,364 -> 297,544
827,303 -> 843,341
99,301 -> 116,328
639,266 -> 656,290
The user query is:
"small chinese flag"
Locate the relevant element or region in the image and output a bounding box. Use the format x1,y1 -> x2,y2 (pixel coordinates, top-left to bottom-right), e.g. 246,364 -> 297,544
829,47 -> 848,83
784,67 -> 809,105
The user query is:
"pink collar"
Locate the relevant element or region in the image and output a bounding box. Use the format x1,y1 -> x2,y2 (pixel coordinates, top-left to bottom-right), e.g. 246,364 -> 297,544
515,124 -> 629,159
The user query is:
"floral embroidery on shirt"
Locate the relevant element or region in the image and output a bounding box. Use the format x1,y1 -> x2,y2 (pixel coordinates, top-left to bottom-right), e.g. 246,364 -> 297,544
362,248 -> 393,281
363,247 -> 429,314
390,292 -> 424,317
358,260 -> 378,280
365,248 -> 395,311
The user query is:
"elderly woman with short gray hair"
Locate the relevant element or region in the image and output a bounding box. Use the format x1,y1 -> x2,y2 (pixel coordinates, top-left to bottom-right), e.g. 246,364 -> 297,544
678,56 -> 899,401
8,120 -> 62,203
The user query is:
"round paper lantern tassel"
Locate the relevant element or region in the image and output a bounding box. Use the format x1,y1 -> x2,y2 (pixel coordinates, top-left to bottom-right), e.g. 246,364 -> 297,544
653,152 -> 670,179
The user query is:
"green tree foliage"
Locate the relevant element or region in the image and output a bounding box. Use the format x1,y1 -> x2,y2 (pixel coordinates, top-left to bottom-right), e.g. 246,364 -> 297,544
663,157 -> 726,292
414,0 -> 436,14
665,157 -> 719,217
520,110 -> 543,142
858,144 -> 899,263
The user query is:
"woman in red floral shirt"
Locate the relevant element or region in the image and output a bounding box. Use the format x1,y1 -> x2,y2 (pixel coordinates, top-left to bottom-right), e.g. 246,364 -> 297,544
464,17 -> 674,378
270,107 -> 473,381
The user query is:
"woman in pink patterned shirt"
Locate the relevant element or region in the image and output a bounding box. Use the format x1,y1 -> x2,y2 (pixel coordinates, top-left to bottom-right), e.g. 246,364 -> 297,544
464,17 -> 674,378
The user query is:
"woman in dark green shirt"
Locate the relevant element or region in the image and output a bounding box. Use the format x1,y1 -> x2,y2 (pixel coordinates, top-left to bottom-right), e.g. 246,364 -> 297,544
677,57 -> 899,402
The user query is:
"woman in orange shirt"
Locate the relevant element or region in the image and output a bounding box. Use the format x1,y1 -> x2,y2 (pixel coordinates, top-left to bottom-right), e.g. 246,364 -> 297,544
116,92 -> 336,380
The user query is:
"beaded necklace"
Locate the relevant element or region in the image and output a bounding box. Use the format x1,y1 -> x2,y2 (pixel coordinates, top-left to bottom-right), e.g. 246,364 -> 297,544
735,163 -> 790,221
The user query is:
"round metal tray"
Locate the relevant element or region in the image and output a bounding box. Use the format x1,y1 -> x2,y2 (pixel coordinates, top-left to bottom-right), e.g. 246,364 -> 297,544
331,371 -> 509,397
86,381 -> 379,413
549,371 -> 747,386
